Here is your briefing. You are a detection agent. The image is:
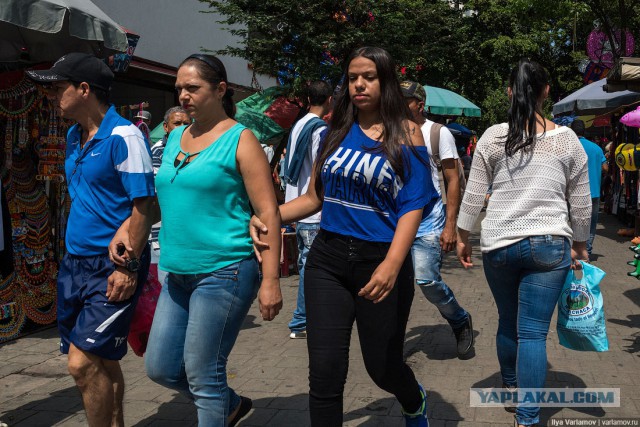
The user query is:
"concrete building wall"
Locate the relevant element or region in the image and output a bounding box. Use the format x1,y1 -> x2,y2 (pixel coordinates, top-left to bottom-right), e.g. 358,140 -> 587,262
92,0 -> 275,89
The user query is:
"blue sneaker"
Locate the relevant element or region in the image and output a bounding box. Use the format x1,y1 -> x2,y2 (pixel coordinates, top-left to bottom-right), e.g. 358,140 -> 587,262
402,383 -> 428,427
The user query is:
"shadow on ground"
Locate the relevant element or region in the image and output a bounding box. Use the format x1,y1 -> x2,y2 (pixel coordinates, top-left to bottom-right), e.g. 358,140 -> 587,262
135,391 -> 460,426
607,287 -> 640,354
0,386 -> 81,426
404,324 -> 478,361
0,325 -> 58,349
241,314 -> 261,330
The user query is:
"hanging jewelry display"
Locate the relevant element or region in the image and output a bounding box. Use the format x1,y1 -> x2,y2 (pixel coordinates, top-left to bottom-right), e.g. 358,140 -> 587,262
0,77 -> 38,120
0,74 -> 68,341
36,108 -> 66,179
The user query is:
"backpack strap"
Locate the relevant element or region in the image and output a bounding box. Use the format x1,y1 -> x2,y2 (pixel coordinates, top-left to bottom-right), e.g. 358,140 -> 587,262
429,123 -> 447,197
429,123 -> 443,170
429,123 -> 467,201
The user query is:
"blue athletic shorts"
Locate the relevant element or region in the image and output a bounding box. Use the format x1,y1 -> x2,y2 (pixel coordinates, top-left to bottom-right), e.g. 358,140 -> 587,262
57,245 -> 150,360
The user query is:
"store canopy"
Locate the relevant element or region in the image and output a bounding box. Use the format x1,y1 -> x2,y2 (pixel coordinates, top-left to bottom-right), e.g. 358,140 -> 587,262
604,57 -> 640,93
446,122 -> 473,137
0,0 -> 128,63
553,78 -> 640,116
423,85 -> 482,117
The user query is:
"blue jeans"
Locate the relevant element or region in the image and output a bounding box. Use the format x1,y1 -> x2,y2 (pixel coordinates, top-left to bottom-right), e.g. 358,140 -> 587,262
288,222 -> 320,333
145,256 -> 260,426
150,244 -> 168,286
482,236 -> 571,426
411,234 -> 468,329
587,197 -> 599,256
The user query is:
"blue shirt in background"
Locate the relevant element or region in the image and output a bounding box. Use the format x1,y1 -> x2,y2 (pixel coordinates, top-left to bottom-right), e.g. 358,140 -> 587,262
578,136 -> 606,198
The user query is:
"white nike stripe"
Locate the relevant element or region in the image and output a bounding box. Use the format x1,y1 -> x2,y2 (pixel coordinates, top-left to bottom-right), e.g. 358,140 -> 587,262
95,304 -> 130,333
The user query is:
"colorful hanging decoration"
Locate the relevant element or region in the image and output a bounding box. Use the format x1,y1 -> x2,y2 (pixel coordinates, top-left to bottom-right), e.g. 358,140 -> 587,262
620,106 -> 640,128
36,109 -> 66,179
0,72 -> 68,342
587,29 -> 635,69
0,77 -> 39,119
277,34 -> 301,87
582,62 -> 609,85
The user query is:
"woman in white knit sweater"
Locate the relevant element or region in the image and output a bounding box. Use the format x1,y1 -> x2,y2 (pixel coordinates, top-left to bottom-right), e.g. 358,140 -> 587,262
456,59 -> 591,427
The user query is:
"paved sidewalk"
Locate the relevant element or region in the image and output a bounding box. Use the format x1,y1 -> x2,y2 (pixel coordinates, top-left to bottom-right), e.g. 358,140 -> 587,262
1,212 -> 639,426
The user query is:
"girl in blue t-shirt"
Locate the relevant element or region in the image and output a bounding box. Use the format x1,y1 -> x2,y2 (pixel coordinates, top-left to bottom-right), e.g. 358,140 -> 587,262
253,46 -> 437,427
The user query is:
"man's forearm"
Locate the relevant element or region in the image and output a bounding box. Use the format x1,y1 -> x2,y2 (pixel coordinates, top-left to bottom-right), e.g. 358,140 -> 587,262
445,185 -> 461,224
445,197 -> 460,226
128,197 -> 154,258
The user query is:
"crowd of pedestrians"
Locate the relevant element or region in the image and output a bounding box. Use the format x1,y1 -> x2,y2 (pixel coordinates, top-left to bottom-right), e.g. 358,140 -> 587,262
25,47 -> 596,427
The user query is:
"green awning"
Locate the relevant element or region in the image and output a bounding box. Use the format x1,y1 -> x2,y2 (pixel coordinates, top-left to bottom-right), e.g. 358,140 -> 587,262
423,85 -> 482,117
235,86 -> 289,143
235,106 -> 284,143
149,122 -> 165,143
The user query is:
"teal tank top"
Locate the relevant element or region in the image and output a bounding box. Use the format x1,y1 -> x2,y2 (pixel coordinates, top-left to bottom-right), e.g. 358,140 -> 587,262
156,123 -> 253,274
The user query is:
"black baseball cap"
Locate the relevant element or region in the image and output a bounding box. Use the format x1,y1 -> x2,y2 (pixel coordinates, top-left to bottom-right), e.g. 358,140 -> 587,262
26,52 -> 114,91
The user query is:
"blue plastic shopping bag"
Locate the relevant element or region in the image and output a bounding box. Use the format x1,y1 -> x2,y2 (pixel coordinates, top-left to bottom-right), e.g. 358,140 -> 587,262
556,261 -> 608,351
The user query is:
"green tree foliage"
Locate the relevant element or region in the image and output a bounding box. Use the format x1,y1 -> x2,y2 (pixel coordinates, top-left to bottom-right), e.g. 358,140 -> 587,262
201,0 -> 639,132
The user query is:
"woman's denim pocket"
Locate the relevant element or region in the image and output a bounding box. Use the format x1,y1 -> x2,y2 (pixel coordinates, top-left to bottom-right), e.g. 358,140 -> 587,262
530,235 -> 567,269
210,261 -> 240,281
485,247 -> 507,268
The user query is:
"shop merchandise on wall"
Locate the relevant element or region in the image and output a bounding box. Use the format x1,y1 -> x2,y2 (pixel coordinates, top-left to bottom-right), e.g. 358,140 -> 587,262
117,101 -> 151,141
609,117 -> 640,227
0,72 -> 70,342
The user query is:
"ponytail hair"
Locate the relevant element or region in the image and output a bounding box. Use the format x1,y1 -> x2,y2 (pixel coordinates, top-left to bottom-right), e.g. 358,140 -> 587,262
180,54 -> 236,119
223,87 -> 236,119
504,58 -> 549,156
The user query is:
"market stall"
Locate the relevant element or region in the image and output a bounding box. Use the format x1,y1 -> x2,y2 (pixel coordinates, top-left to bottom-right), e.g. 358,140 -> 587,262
553,74 -> 640,234
0,0 -> 130,342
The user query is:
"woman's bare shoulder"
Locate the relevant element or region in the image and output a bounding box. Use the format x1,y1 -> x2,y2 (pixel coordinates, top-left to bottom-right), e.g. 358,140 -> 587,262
404,119 -> 425,146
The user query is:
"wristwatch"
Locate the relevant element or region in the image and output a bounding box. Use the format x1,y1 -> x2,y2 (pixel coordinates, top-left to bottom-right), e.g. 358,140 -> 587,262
125,258 -> 141,273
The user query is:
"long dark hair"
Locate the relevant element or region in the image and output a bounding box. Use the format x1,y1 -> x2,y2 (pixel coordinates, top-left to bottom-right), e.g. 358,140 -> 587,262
504,58 -> 549,156
313,46 -> 413,197
179,54 -> 236,119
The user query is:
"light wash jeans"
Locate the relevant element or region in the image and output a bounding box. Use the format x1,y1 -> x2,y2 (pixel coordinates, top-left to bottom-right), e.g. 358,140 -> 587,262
145,256 -> 260,426
483,235 -> 571,426
587,197 -> 599,256
288,222 -> 320,333
150,244 -> 168,286
411,234 -> 468,329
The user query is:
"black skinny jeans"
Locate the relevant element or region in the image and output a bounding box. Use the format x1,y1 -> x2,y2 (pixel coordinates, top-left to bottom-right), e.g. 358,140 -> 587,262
304,229 -> 422,427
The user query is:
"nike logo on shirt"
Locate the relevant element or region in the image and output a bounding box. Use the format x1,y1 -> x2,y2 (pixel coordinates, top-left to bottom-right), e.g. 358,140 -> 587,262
91,152 -> 101,157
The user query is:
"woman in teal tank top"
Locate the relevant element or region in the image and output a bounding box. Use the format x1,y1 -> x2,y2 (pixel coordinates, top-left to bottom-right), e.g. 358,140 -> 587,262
110,54 -> 282,426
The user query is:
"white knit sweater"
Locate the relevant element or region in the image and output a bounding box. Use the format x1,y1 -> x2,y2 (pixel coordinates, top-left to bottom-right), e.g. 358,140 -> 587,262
457,124 -> 592,253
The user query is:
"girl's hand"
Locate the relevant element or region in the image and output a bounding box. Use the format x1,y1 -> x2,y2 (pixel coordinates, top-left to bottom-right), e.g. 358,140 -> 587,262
249,215 -> 270,262
358,260 -> 399,303
258,278 -> 283,321
571,241 -> 589,269
457,240 -> 473,268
